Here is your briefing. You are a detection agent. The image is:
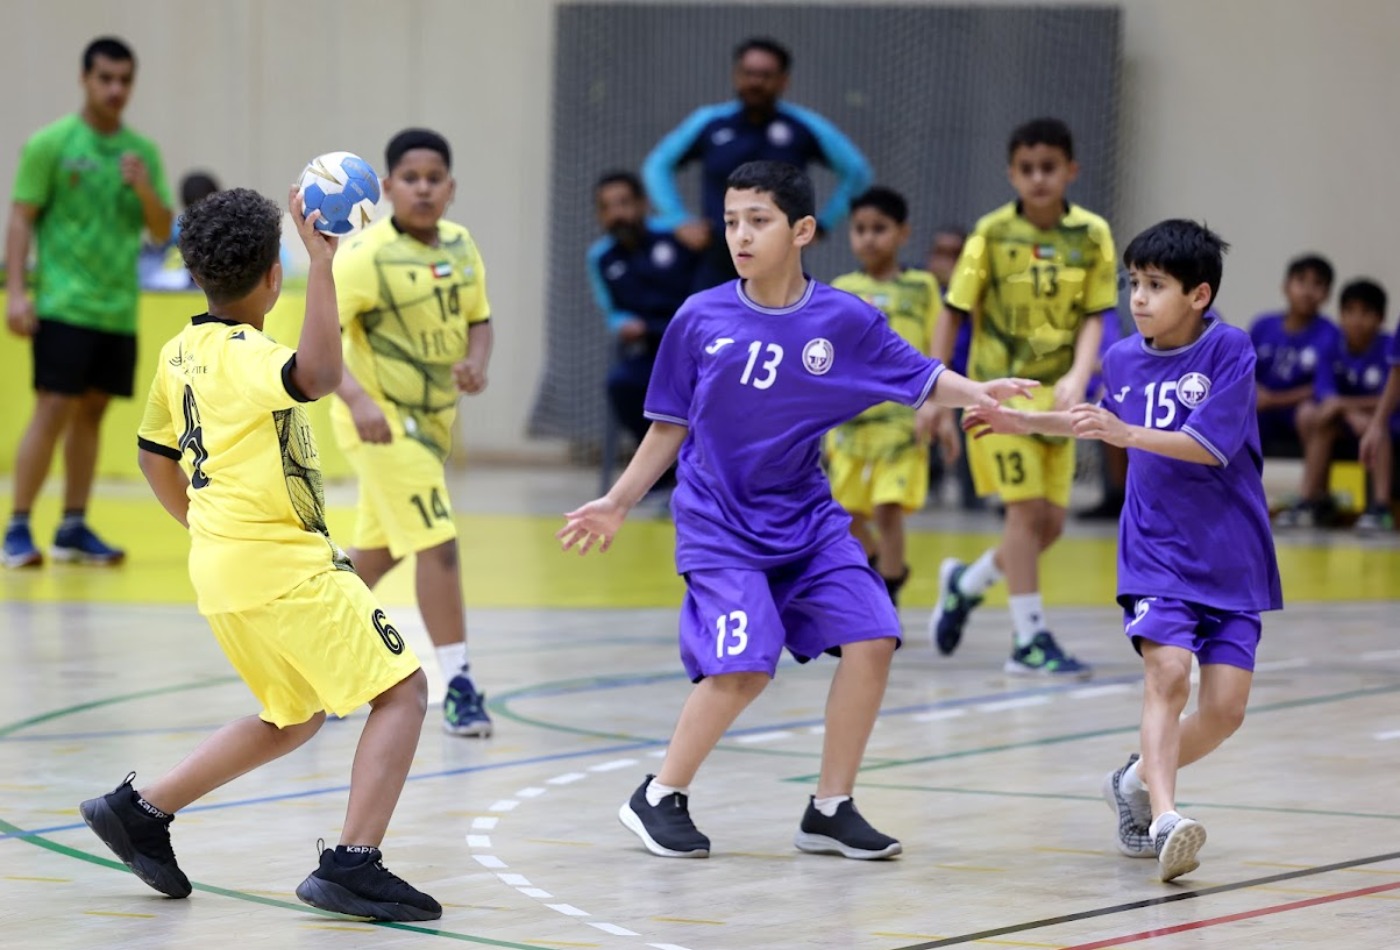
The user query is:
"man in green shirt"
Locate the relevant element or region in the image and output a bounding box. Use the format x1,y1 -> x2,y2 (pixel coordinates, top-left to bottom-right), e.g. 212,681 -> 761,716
4,36 -> 172,568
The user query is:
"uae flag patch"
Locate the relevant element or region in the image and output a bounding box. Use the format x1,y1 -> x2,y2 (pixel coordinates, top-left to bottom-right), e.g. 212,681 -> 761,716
432,261 -> 453,279
1033,244 -> 1057,260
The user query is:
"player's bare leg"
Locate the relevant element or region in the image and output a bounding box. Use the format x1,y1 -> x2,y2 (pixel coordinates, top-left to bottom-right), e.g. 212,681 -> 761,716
341,668 -> 428,845
872,504 -> 909,604
1137,642 -> 1207,880
61,389 -> 110,515
415,537 -> 490,736
347,546 -> 400,589
998,499 -> 1087,676
1171,663 -> 1250,769
848,513 -> 877,562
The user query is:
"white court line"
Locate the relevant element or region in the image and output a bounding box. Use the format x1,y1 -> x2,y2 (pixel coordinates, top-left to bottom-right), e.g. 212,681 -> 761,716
588,758 -> 638,773
1374,729 -> 1400,741
913,708 -> 967,723
496,873 -> 531,887
807,725 -> 826,735
589,922 -> 640,936
734,730 -> 792,744
976,696 -> 1052,713
465,835 -> 491,849
518,887 -> 553,899
1070,684 -> 1135,699
1361,649 -> 1400,661
488,799 -> 519,812
649,944 -> 696,950
648,748 -> 668,757
547,903 -> 590,917
472,854 -> 507,869
516,787 -> 547,798
1254,657 -> 1310,672
471,816 -> 499,831
546,772 -> 587,785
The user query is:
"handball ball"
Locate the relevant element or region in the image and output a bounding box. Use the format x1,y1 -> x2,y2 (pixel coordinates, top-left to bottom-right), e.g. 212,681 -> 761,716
297,151 -> 380,235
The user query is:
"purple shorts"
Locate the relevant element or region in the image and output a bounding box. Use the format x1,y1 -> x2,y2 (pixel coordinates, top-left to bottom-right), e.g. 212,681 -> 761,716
678,533 -> 902,682
1122,596 -> 1261,671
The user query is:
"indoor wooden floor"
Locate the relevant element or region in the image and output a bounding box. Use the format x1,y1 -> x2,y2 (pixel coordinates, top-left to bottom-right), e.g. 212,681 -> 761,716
2,467 -> 1398,950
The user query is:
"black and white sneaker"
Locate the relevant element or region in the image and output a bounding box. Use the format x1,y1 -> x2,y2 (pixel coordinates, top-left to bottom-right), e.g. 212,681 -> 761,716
1152,812 -> 1206,883
617,775 -> 710,858
295,842 -> 442,921
1102,753 -> 1154,858
80,772 -> 191,898
793,797 -> 901,860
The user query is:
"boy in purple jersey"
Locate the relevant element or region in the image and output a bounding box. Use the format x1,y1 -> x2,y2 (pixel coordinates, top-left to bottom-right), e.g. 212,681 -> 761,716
558,161 -> 1034,861
1296,279 -> 1396,532
1359,316 -> 1400,531
965,220 -> 1283,882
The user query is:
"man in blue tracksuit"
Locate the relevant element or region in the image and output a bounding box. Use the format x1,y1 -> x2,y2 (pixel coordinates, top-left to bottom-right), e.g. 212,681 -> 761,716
641,36 -> 873,289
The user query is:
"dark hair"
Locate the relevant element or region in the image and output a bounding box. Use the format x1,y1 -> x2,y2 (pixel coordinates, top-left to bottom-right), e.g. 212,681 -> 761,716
595,170 -> 644,198
726,161 -> 814,225
1007,117 -> 1074,162
1122,219 -> 1230,308
83,36 -> 135,73
385,128 -> 451,172
178,188 -> 282,305
1339,278 -> 1387,317
179,171 -> 221,210
1286,253 -> 1334,288
849,186 -> 908,225
733,37 -> 791,72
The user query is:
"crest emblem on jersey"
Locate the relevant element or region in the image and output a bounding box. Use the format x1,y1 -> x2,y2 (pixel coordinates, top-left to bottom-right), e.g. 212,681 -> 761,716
1364,365 -> 1383,389
767,121 -> 793,146
712,128 -> 736,146
651,240 -> 676,269
1177,372 -> 1211,408
1300,346 -> 1317,370
1033,244 -> 1056,260
802,338 -> 834,375
432,261 -> 453,279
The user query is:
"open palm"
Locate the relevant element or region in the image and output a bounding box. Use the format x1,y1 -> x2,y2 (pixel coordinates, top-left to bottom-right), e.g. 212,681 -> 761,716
557,497 -> 628,555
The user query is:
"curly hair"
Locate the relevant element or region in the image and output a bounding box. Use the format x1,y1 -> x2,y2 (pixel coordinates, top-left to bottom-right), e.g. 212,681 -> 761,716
177,188 -> 282,304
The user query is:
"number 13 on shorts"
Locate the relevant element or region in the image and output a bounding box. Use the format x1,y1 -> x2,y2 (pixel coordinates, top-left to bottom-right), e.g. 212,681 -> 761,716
716,610 -> 750,658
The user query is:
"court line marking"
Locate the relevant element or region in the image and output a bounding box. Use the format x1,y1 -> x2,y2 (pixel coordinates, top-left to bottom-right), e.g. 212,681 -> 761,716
884,849 -> 1400,949
1057,879 -> 1400,949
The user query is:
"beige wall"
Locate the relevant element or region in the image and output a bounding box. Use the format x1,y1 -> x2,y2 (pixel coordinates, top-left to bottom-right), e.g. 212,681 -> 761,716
3,0 -> 1396,455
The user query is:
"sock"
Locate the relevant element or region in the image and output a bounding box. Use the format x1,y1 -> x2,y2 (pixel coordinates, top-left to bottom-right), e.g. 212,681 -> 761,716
333,844 -> 378,867
132,793 -> 170,821
7,511 -> 30,531
435,642 -> 469,678
1122,759 -> 1148,794
60,509 -> 85,532
646,778 -> 688,807
1008,593 -> 1045,647
958,549 -> 1002,597
1148,810 -> 1179,839
813,794 -> 851,818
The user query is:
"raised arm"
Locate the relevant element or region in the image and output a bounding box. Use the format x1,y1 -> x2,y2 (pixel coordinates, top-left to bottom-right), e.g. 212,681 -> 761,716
286,189 -> 342,400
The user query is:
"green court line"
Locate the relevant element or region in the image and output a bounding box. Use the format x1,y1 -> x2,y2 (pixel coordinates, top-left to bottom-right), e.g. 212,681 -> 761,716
782,682 -> 1400,783
857,782 -> 1400,823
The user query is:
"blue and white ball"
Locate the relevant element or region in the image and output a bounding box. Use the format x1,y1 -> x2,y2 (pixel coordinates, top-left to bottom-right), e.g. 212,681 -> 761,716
297,151 -> 380,235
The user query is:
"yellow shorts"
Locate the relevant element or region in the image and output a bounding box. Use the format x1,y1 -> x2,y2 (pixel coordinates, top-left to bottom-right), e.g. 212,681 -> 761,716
827,445 -> 930,515
967,432 -> 1075,508
341,437 -> 458,559
206,569 -> 422,727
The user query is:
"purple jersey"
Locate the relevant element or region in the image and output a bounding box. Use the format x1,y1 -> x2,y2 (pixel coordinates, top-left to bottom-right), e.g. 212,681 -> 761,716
645,279 -> 942,572
1249,312 -> 1341,391
1101,317 -> 1283,612
1316,333 -> 1391,399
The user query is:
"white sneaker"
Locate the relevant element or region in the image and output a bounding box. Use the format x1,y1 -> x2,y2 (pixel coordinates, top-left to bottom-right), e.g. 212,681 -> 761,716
1151,811 -> 1206,882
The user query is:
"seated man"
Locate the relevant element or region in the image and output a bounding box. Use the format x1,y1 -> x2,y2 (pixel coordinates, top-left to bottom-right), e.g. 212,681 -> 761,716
587,171 -> 700,481
1290,278 -> 1396,531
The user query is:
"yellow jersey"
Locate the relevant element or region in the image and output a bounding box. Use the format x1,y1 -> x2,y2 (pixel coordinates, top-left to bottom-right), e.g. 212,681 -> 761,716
827,268 -> 940,460
137,315 -> 352,615
946,201 -> 1116,384
333,216 -> 491,460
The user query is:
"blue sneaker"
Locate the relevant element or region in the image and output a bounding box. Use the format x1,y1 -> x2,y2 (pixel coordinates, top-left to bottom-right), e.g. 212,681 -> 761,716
3,523 -> 43,569
1005,631 -> 1092,679
443,673 -> 492,737
52,523 -> 125,565
929,558 -> 982,655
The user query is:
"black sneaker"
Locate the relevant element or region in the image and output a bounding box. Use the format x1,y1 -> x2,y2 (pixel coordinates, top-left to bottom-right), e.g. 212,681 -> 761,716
79,772 -> 191,898
295,843 -> 441,921
793,797 -> 901,860
617,775 -> 710,858
881,566 -> 910,607
929,558 -> 982,655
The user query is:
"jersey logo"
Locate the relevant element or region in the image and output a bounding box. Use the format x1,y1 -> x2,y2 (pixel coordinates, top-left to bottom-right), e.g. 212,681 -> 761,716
651,241 -> 676,269
767,121 -> 793,146
1112,385 -> 1130,403
168,346 -> 184,367
433,261 -> 453,279
606,260 -> 627,280
1033,244 -> 1056,260
1299,346 -> 1317,370
1176,372 -> 1211,408
231,330 -> 246,340
1365,365 -> 1383,388
712,128 -> 736,146
705,337 -> 736,355
802,338 -> 834,375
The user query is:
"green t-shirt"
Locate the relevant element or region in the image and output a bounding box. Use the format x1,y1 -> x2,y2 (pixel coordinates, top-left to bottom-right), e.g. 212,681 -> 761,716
12,114 -> 171,335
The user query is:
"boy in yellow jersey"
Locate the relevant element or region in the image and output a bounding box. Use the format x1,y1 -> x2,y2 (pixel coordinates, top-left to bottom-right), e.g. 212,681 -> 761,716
79,188 -> 439,921
928,118 -> 1116,677
825,187 -> 939,605
332,129 -> 494,736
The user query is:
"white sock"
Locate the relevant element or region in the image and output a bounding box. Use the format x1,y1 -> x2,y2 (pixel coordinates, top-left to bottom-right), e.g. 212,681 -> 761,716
1122,759 -> 1148,794
1008,593 -> 1045,647
646,778 -> 688,807
434,642 -> 469,678
957,549 -> 1002,596
1149,810 -> 1180,838
813,794 -> 851,818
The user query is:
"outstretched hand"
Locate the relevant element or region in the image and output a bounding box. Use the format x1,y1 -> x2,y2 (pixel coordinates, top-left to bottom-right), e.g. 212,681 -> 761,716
1070,403 -> 1132,446
978,377 -> 1041,407
557,496 -> 629,555
962,405 -> 1030,439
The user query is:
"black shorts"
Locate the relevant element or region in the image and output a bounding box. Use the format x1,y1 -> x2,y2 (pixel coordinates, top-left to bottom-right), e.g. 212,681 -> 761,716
32,318 -> 138,398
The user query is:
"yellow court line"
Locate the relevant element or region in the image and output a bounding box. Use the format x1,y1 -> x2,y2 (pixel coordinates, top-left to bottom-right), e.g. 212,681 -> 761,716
651,917 -> 726,926
1033,846 -> 1107,857
872,934 -> 945,941
4,875 -> 71,883
84,910 -> 157,919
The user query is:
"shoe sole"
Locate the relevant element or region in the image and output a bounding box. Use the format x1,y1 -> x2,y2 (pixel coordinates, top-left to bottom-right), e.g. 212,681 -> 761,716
1100,771 -> 1154,859
793,831 -> 902,860
617,801 -> 708,858
50,546 -> 124,565
3,552 -> 43,569
295,875 -> 441,922
928,558 -> 961,655
1003,658 -> 1093,680
1158,819 -> 1207,882
442,720 -> 493,738
79,797 -> 191,898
